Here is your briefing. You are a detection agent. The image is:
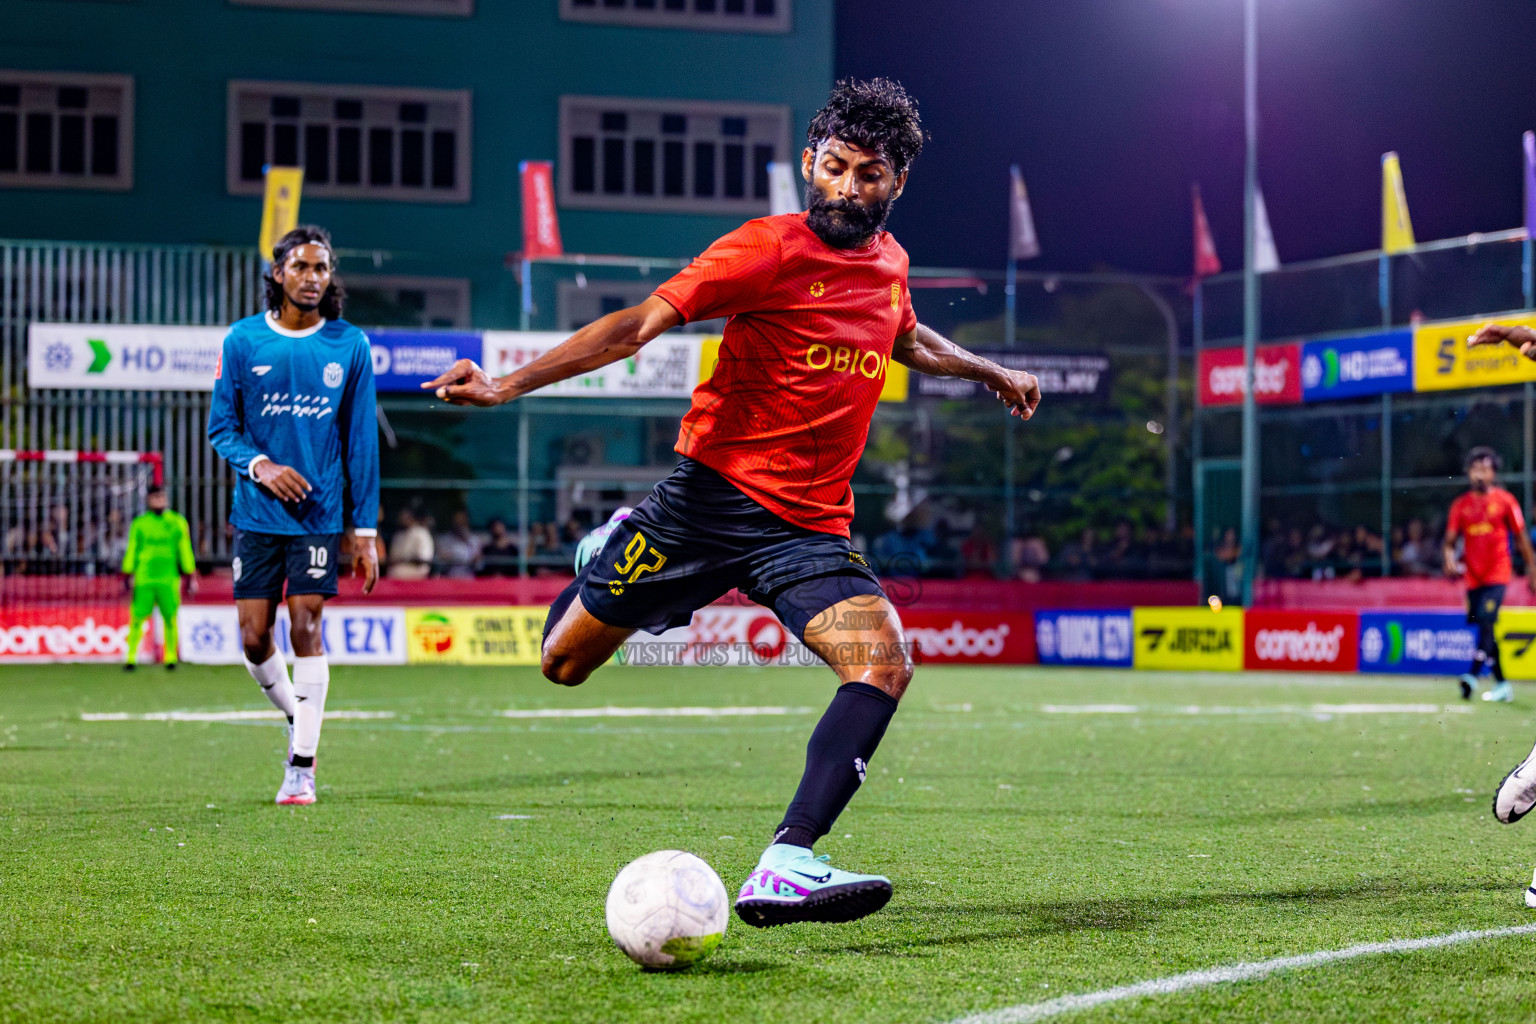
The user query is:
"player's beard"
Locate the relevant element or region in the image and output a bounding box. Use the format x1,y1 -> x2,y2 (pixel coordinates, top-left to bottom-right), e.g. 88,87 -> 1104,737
805,188 -> 892,248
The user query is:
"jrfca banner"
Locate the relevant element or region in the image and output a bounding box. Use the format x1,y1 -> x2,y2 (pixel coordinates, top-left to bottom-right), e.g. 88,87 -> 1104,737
1132,606 -> 1245,671
178,605 -> 407,665
1197,344 -> 1302,407
1300,330 -> 1413,401
482,331 -> 703,398
28,324 -> 224,390
1034,609 -> 1134,667
1414,315 -> 1536,392
1358,611 -> 1476,675
369,330 -> 481,393
1493,608 -> 1536,682
915,350 -> 1109,401
1244,610 -> 1358,672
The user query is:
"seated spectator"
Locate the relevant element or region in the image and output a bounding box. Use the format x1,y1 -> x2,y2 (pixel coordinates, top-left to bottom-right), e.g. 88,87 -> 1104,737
559,518 -> 589,561
1304,525 -> 1335,578
1053,527 -> 1099,583
435,510 -> 484,579
1011,532 -> 1050,583
1396,518 -> 1437,577
387,508 -> 434,580
1213,527 -> 1242,601
960,524 -> 997,578
483,518 -> 519,576
873,519 -> 932,576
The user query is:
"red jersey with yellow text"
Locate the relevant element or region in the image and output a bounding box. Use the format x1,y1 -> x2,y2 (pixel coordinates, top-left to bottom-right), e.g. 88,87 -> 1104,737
653,213 -> 916,536
1448,486 -> 1527,588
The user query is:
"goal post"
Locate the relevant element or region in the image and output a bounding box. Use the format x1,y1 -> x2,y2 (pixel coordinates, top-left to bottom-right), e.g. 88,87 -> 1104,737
0,449 -> 166,662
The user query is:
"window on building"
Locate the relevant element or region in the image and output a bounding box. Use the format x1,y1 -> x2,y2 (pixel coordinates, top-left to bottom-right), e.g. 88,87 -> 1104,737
228,0 -> 473,15
560,96 -> 788,215
0,71 -> 133,190
560,0 -> 788,32
227,81 -> 471,202
345,275 -> 471,328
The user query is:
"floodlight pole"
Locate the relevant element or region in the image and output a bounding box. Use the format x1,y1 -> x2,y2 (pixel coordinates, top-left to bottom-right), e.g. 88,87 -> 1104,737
1239,0 -> 1260,607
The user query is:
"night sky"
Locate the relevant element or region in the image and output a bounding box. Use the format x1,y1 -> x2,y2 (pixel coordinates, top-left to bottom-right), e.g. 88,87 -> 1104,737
835,0 -> 1536,275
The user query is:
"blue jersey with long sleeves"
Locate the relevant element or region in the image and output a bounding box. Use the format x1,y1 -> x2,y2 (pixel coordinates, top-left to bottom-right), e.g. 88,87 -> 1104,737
208,312 -> 379,536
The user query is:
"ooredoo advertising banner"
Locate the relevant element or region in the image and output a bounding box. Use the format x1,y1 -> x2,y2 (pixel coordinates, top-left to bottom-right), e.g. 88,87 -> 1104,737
1243,610 -> 1358,672
1132,606 -> 1245,671
0,606 -> 130,662
1034,609 -> 1133,667
1300,330 -> 1413,401
1357,611 -> 1476,675
1197,343 -> 1303,407
179,605 -> 407,665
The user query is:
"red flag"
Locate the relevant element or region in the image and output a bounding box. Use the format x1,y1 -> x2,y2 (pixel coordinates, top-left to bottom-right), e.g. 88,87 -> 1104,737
1192,183 -> 1221,278
519,160 -> 563,258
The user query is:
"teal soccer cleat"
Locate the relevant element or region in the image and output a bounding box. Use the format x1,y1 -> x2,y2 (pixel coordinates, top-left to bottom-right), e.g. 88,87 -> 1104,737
573,507 -> 633,573
734,843 -> 892,927
1484,682 -> 1515,703
1458,673 -> 1480,700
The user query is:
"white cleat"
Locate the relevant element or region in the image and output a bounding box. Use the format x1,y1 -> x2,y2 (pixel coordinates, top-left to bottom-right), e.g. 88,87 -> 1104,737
1493,737 -> 1536,824
276,764 -> 316,805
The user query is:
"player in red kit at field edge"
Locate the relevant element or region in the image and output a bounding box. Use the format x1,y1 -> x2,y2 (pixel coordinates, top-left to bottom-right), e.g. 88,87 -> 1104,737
1443,446 -> 1535,702
424,79 -> 1040,927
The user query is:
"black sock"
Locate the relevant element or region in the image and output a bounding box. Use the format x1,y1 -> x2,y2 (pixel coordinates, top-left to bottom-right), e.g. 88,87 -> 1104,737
773,682 -> 898,849
290,754 -> 314,768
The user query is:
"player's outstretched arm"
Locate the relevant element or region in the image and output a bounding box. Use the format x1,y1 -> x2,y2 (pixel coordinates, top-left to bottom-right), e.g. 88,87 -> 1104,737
1468,323 -> 1536,358
423,296 -> 684,407
892,324 -> 1041,419
1442,525 -> 1461,578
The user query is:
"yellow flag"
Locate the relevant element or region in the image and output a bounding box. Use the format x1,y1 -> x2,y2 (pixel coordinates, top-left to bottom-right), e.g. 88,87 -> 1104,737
1381,151 -> 1415,254
258,166 -> 304,260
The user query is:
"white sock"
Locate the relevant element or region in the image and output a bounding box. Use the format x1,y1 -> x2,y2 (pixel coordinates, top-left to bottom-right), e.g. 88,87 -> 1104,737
244,650 -> 295,720
291,655 -> 330,759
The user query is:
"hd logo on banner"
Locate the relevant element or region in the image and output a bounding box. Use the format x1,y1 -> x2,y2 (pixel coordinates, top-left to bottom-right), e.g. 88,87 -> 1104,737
1357,611 -> 1476,675
1414,315 -> 1536,392
1034,610 -> 1133,667
29,324 -> 225,391
1300,330 -> 1413,401
1132,607 -> 1245,671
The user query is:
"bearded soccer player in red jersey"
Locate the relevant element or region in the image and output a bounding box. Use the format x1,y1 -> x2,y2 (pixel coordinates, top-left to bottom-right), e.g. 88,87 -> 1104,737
1443,446 -> 1534,702
425,79 -> 1040,927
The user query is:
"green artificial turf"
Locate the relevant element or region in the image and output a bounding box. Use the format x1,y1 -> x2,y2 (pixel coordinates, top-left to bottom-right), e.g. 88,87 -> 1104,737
5,664 -> 1536,1023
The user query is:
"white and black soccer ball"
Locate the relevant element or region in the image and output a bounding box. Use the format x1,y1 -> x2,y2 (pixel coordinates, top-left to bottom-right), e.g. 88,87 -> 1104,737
605,850 -> 728,970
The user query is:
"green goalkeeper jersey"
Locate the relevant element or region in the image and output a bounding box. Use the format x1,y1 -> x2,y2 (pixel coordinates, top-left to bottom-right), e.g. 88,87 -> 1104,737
122,510 -> 195,585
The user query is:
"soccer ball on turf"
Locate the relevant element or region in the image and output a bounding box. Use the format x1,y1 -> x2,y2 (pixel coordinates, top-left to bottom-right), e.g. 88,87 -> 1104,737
605,850 -> 728,970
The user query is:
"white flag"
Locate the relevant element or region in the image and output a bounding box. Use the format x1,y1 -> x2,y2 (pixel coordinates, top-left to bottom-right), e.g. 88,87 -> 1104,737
1008,165 -> 1041,260
767,162 -> 801,216
1253,188 -> 1280,273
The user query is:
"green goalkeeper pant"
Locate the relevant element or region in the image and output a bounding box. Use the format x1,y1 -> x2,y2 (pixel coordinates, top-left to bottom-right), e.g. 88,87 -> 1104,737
127,582 -> 181,665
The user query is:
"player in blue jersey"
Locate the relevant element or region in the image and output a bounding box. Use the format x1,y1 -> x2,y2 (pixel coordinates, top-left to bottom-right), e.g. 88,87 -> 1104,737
208,225 -> 380,805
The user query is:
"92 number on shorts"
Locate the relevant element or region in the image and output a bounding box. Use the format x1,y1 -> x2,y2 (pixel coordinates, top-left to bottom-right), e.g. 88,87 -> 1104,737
614,531 -> 667,583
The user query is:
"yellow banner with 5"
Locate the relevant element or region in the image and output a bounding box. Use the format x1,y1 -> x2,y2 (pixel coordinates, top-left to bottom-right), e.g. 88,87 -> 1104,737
1413,314 -> 1536,392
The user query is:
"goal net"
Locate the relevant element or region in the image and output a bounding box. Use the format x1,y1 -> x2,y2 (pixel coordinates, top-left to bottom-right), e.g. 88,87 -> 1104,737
0,450 -> 164,662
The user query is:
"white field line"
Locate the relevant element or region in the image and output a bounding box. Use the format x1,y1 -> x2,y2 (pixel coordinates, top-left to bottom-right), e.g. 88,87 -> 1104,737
80,710 -> 395,722
497,705 -> 815,719
1038,703 -> 1470,716
946,923 -> 1536,1024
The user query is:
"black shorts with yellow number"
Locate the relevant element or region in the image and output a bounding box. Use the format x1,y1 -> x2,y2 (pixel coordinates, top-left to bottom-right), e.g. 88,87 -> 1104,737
232,530 -> 342,600
565,458 -> 885,641
1467,583 -> 1507,627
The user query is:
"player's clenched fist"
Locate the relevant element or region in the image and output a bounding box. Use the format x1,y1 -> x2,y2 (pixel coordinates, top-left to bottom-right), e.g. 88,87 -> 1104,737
988,369 -> 1041,420
422,358 -> 504,406
1468,323 -> 1536,359
252,459 -> 313,503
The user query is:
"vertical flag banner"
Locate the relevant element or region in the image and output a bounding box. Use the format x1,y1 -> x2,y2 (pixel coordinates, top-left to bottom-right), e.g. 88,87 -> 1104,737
1524,131 -> 1535,240
1253,188 -> 1280,273
1008,165 -> 1041,260
1381,151 -> 1416,254
519,160 -> 564,258
767,162 -> 801,216
1192,184 -> 1221,278
257,167 -> 303,260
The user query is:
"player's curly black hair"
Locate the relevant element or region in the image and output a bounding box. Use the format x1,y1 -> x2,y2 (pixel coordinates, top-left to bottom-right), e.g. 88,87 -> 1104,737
1466,445 -> 1504,472
806,77 -> 926,173
265,224 -> 345,319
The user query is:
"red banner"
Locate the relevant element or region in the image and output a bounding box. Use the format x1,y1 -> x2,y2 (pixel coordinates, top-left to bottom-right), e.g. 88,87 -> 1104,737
1198,343 -> 1302,407
1244,609 -> 1358,672
0,606 -> 131,662
519,160 -> 563,258
904,611 -> 1036,665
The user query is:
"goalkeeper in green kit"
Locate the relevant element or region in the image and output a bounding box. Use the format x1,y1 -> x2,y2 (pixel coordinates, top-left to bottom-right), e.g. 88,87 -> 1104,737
121,485 -> 197,670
